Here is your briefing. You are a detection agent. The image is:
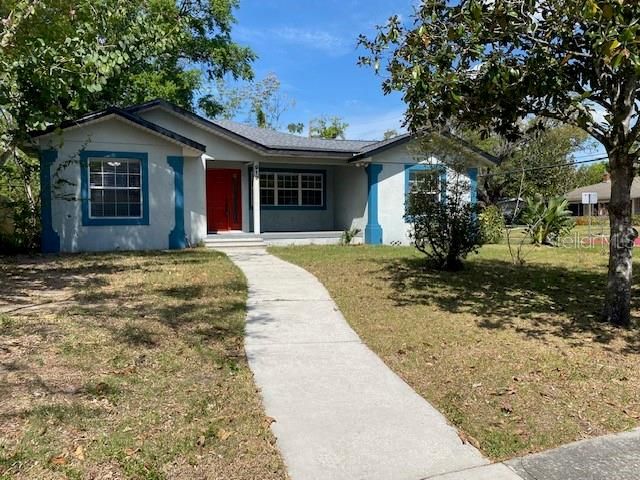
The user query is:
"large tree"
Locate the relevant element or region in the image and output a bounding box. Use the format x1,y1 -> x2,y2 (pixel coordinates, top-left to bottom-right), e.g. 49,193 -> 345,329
0,0 -> 253,250
359,0 -> 640,327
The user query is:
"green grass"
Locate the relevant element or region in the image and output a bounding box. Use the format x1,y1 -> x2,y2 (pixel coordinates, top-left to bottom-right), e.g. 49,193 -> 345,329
0,250 -> 285,479
270,244 -> 640,461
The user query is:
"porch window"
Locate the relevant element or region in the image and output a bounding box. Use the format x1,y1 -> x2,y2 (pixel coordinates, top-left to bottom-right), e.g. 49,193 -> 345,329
88,158 -> 143,218
258,171 -> 324,207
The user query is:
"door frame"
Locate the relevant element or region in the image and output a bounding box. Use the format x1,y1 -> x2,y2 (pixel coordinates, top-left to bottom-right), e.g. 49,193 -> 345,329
206,168 -> 243,233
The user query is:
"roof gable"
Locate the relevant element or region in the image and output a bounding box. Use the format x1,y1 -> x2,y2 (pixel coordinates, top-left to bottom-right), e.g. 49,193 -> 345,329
32,107 -> 206,153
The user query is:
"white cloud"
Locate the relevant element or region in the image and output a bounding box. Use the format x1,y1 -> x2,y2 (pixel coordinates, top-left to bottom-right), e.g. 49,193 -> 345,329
344,108 -> 407,140
235,26 -> 352,56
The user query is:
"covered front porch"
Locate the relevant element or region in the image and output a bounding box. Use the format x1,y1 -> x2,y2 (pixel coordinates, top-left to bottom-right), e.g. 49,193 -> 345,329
204,159 -> 368,243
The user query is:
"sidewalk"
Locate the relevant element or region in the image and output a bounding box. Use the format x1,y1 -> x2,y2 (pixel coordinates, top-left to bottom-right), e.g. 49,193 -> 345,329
222,248 -> 492,480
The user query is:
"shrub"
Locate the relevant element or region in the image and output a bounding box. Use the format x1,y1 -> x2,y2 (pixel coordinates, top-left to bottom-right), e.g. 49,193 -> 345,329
340,227 -> 361,246
522,195 -> 575,246
405,171 -> 484,271
479,205 -> 505,244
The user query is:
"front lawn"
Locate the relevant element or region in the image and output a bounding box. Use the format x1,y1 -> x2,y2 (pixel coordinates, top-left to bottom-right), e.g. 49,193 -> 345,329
271,244 -> 640,461
0,250 -> 285,479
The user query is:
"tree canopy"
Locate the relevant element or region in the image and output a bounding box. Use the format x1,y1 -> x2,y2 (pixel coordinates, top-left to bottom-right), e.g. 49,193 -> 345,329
1,0 -> 254,147
309,116 -> 349,140
359,0 -> 640,326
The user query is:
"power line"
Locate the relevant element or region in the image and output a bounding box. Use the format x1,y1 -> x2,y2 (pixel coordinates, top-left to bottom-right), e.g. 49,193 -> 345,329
478,156 -> 609,178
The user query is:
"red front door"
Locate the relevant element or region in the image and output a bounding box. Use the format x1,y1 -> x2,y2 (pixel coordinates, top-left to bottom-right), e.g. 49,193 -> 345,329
206,169 -> 242,232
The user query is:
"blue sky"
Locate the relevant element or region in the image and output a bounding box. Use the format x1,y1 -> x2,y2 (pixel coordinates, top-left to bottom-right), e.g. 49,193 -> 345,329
225,0 -> 415,140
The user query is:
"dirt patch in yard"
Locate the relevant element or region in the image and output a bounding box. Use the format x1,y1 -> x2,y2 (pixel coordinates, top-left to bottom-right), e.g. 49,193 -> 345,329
0,250 -> 286,480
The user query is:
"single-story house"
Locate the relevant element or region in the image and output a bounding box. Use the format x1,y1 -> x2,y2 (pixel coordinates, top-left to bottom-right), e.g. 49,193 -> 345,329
566,174 -> 640,216
32,99 -> 495,253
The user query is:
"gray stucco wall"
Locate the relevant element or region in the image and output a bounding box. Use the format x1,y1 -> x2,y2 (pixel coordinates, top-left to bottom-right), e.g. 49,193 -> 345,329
38,117 -> 204,252
334,166 -> 367,232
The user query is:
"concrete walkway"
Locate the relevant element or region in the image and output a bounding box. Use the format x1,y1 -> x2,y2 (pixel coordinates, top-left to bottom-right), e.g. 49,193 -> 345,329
221,248 -> 521,480
508,428 -> 640,480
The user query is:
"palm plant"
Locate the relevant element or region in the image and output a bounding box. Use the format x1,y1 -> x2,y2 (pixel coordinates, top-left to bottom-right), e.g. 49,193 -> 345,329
522,195 -> 574,246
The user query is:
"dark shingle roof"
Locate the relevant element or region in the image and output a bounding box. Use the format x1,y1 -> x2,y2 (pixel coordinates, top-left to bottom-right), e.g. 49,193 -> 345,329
212,119 -> 375,152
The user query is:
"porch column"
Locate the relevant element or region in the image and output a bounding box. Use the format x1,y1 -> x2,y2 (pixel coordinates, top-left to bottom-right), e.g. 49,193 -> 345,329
252,161 -> 261,234
365,163 -> 383,244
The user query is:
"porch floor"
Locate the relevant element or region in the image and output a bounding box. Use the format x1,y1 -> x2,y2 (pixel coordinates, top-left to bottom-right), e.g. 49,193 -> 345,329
205,231 -> 362,247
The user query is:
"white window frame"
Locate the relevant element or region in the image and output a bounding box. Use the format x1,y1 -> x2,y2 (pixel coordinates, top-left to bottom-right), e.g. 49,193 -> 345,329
88,158 -> 144,219
259,171 -> 324,207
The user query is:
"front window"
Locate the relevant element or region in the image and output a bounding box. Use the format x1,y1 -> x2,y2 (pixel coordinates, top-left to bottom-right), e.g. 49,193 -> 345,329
88,158 -> 142,218
408,169 -> 440,201
259,171 -> 324,207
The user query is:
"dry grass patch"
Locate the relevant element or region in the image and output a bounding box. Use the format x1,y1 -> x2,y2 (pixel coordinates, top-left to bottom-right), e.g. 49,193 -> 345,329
271,244 -> 640,461
0,250 -> 286,480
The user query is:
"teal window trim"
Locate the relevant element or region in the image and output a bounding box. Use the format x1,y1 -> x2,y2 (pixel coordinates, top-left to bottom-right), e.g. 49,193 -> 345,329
40,149 -> 60,253
365,163 -> 383,244
404,163 -> 447,212
248,167 -> 327,211
168,156 -> 186,249
80,151 -> 150,226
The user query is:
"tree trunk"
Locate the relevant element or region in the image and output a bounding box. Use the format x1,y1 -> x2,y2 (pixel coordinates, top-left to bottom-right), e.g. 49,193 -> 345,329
603,149 -> 637,327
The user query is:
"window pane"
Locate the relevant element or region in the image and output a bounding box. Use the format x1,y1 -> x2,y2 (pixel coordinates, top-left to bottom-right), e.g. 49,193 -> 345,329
129,162 -> 140,174
129,190 -> 141,204
104,190 -> 116,203
103,203 -> 116,217
130,203 -> 141,217
260,189 -> 275,205
90,203 -> 103,217
89,162 -> 102,173
278,174 -> 298,189
103,174 -> 116,187
302,190 -> 322,206
103,162 -> 117,174
260,173 -> 274,188
116,174 -> 128,187
278,189 -> 299,205
115,162 -> 128,174
89,174 -> 103,187
90,190 -> 103,203
116,190 -> 129,203
301,174 -> 322,189
116,204 -> 129,217
129,174 -> 140,187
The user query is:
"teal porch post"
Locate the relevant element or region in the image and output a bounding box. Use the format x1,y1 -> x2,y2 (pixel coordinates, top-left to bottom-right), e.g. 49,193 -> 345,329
168,156 -> 186,249
40,150 -> 60,253
365,163 -> 383,245
467,167 -> 478,206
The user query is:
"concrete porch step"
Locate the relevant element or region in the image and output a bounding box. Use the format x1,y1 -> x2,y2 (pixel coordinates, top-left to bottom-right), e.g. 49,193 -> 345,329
204,235 -> 266,249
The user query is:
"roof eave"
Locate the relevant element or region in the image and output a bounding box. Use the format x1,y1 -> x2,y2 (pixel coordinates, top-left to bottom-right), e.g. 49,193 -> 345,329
31,107 -> 207,153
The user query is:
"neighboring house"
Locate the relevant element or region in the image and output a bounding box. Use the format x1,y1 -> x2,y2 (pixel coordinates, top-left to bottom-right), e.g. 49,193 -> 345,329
566,174 -> 640,216
32,99 -> 495,253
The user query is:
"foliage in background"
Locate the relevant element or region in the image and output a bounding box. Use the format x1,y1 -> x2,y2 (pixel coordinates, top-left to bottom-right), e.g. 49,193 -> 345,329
0,152 -> 39,252
383,129 -> 399,140
358,0 -> 640,326
479,205 -> 505,244
405,168 -> 484,271
523,196 -> 575,246
462,121 -> 591,206
201,73 -> 295,129
575,162 -> 610,188
309,116 -> 349,140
